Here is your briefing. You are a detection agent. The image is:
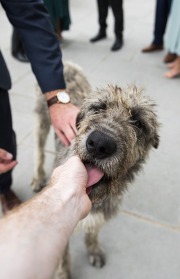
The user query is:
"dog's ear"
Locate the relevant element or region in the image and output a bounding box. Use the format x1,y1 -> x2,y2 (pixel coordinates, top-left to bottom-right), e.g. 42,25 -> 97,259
131,106 -> 160,149
76,111 -> 85,129
152,134 -> 160,149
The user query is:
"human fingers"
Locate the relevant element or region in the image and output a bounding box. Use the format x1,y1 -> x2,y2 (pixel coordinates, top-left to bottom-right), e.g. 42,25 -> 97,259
50,156 -> 91,220
0,149 -> 13,161
49,103 -> 80,146
55,129 -> 70,147
58,104 -> 79,143
53,156 -> 88,189
61,125 -> 76,145
65,156 -> 88,186
69,104 -> 80,135
69,109 -> 79,135
0,160 -> 18,174
49,105 -> 73,146
58,156 -> 92,218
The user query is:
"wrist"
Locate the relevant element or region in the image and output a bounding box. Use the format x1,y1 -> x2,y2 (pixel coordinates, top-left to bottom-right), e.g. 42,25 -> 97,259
43,185 -> 81,229
45,90 -> 71,108
44,89 -> 66,101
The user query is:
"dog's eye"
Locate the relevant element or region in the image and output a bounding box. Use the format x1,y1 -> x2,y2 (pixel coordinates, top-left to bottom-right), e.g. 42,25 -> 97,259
134,120 -> 143,129
90,102 -> 106,112
130,108 -> 145,131
130,119 -> 144,130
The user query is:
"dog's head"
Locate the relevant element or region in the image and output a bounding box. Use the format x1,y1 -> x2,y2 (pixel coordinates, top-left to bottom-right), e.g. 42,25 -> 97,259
74,85 -> 160,203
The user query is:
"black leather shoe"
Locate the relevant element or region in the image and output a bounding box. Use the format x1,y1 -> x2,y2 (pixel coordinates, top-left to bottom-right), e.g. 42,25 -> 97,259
111,38 -> 123,51
12,51 -> 29,63
90,31 -> 107,43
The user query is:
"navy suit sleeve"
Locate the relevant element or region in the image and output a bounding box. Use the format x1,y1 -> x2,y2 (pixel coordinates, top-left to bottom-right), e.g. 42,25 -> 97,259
1,0 -> 66,93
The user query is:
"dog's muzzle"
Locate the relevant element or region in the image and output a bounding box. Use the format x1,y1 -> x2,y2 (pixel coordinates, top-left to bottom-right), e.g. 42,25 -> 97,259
86,130 -> 117,159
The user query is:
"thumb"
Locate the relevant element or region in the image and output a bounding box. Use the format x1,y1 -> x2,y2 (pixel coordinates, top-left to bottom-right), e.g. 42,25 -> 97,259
0,149 -> 13,160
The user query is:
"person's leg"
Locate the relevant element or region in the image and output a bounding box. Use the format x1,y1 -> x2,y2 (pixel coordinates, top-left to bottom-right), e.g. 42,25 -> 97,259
163,0 -> 177,63
153,0 -> 172,46
110,0 -> 123,40
0,88 -> 20,213
97,0 -> 108,33
11,28 -> 21,57
90,0 -> 108,42
141,0 -> 172,52
0,89 -> 16,193
11,28 -> 29,63
110,0 -> 124,51
164,56 -> 180,78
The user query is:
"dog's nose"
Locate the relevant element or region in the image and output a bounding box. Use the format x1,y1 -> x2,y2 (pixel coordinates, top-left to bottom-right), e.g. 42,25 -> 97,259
86,131 -> 117,159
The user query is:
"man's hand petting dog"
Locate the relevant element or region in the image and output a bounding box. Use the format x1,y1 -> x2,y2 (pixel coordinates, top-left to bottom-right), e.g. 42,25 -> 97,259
49,102 -> 80,146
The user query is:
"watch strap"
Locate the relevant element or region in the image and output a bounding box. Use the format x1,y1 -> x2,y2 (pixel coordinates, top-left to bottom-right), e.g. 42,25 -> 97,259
47,96 -> 58,107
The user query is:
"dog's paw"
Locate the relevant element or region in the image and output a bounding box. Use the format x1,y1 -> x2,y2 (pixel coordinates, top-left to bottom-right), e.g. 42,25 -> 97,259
54,274 -> 71,279
54,270 -> 71,279
88,250 -> 106,268
31,177 -> 47,192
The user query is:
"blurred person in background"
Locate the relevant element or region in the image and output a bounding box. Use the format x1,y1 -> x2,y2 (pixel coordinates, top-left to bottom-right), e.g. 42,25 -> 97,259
0,0 -> 78,214
11,28 -> 29,63
90,0 -> 124,51
164,0 -> 180,78
142,0 -> 176,64
44,0 -> 71,41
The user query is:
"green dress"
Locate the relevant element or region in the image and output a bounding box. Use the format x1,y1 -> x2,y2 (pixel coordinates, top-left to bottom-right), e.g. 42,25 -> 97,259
44,0 -> 71,31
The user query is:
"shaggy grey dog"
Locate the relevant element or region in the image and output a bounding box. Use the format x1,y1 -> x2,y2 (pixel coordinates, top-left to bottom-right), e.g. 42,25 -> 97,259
32,62 -> 160,279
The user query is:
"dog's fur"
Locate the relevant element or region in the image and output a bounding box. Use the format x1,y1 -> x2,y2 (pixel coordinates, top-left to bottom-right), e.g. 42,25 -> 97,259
32,62 -> 160,279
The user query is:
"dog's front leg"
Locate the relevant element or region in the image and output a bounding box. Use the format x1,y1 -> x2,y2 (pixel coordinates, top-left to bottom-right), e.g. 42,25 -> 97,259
31,105 -> 51,192
85,228 -> 106,268
54,244 -> 71,279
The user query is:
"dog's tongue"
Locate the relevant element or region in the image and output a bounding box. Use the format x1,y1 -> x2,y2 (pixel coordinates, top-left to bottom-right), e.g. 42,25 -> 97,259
85,164 -> 104,195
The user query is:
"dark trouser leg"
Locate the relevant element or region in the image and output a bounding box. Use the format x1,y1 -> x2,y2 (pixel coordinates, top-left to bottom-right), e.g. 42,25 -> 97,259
11,28 -> 29,63
153,0 -> 172,46
0,88 -> 17,194
110,0 -> 124,39
11,28 -> 23,55
97,0 -> 108,32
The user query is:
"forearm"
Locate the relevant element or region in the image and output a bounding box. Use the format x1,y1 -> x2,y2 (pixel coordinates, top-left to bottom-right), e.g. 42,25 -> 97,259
0,156 -> 91,279
0,186 -> 79,279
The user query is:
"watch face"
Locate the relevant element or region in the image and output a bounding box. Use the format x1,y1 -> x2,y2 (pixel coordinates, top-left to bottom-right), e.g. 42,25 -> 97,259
57,92 -> 70,104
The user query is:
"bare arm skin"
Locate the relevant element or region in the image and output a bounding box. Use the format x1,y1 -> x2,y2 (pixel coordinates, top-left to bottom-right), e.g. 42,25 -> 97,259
0,156 -> 91,279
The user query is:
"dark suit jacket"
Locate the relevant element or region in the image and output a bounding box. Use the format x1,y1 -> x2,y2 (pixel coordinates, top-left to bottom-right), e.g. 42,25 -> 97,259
0,0 -> 65,93
0,51 -> 11,90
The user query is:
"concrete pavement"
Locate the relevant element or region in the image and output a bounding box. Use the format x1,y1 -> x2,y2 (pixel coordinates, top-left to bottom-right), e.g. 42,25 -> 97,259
0,0 -> 180,278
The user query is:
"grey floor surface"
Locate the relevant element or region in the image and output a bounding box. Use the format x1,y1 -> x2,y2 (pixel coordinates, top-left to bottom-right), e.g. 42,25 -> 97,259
0,0 -> 180,278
